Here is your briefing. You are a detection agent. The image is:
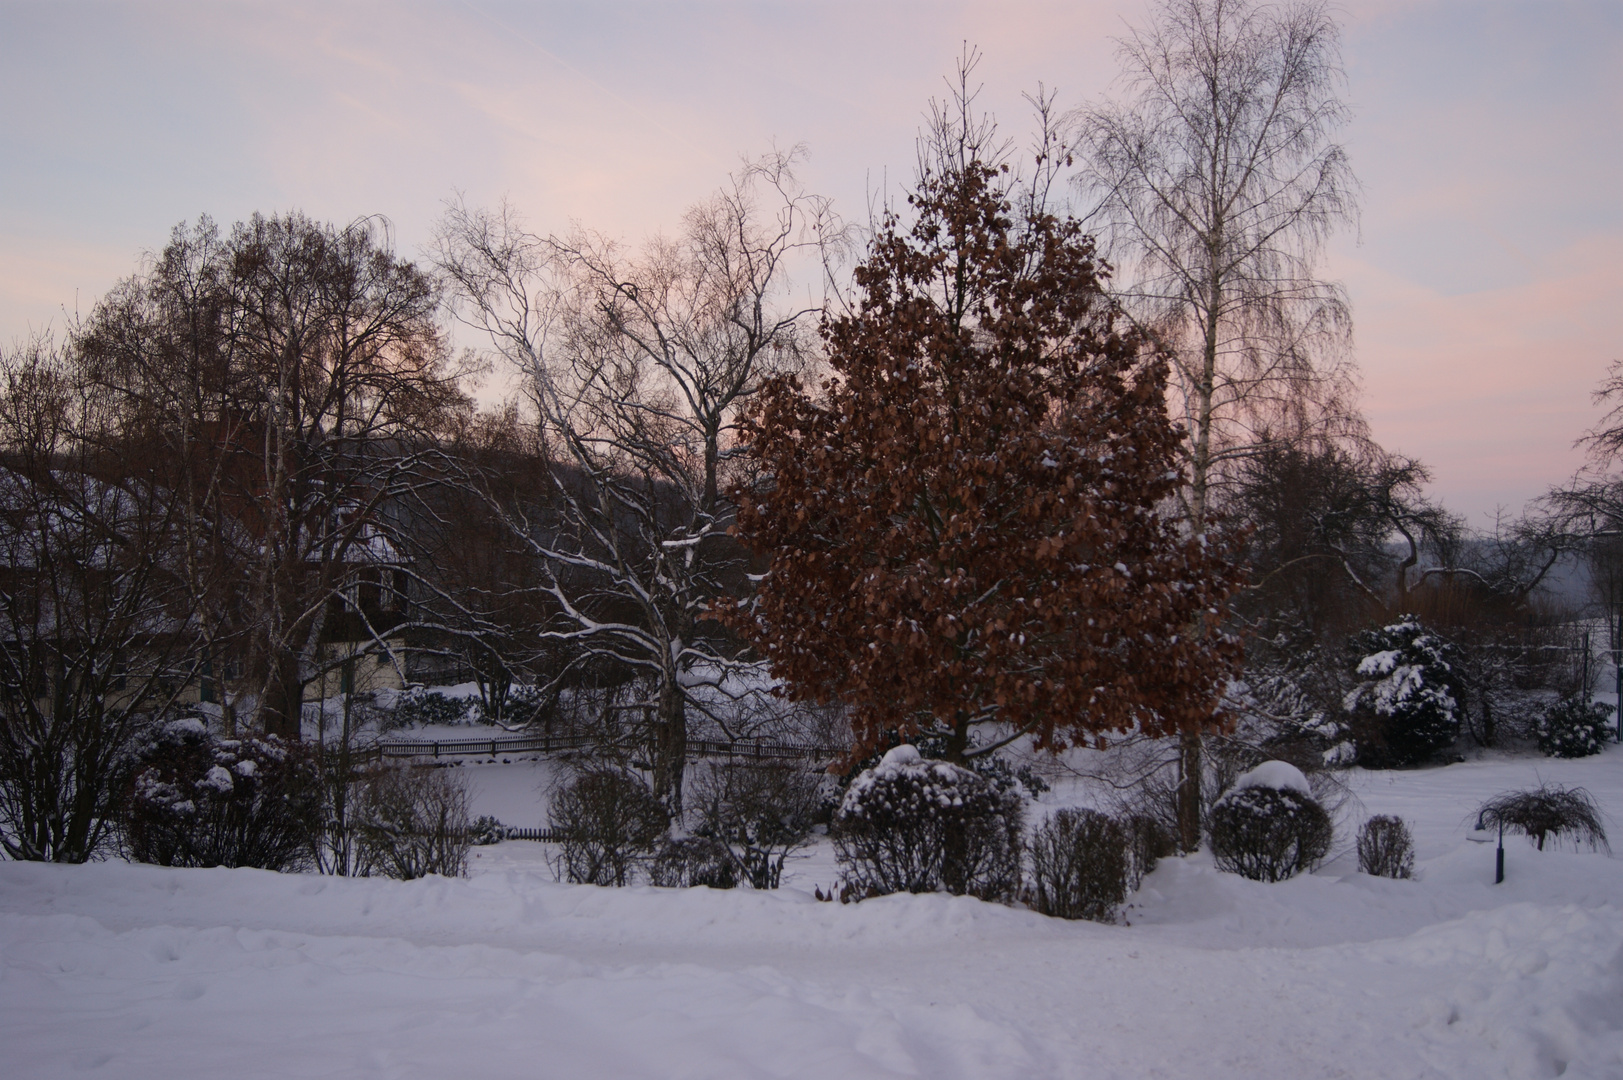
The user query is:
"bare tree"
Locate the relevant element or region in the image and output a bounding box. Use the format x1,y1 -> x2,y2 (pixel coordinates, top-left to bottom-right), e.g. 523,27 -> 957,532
1073,0 -> 1358,849
1074,0 -> 1359,518
76,214 -> 471,739
1538,359 -> 1623,721
0,337 -> 198,861
434,152 -> 838,811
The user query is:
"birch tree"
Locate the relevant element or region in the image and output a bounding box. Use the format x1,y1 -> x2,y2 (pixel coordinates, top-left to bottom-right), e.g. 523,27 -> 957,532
1074,0 -> 1359,518
1073,0 -> 1358,848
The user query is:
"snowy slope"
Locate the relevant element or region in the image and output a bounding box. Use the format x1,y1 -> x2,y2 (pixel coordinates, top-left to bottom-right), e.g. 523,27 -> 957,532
4,751 -> 1623,1079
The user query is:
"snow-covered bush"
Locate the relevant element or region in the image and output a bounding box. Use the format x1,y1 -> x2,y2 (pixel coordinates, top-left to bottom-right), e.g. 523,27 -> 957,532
122,718 -> 319,871
391,688 -> 476,728
649,835 -> 737,889
468,815 -> 509,846
353,764 -> 472,879
833,728 -> 1049,807
1536,697 -> 1614,759
1344,618 -> 1462,766
548,768 -> 669,886
687,761 -> 821,889
1208,761 -> 1332,882
1356,815 -> 1414,879
1027,809 -> 1128,922
833,745 -> 1023,902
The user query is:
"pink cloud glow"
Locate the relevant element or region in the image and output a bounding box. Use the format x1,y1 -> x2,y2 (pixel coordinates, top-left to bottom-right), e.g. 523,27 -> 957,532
0,0 -> 1616,525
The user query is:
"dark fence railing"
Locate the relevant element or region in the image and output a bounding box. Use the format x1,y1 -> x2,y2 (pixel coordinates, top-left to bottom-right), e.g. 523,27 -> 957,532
373,732 -> 595,760
473,826 -> 567,843
363,732 -> 845,764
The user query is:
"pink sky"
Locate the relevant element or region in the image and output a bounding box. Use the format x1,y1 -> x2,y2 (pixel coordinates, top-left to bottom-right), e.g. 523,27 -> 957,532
1,0 -> 1618,525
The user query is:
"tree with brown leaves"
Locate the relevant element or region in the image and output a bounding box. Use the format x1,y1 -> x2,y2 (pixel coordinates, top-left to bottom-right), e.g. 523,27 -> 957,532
727,81 -> 1243,766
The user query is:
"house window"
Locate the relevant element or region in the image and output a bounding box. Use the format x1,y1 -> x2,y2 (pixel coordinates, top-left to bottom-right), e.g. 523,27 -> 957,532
387,570 -> 408,611
357,568 -> 380,611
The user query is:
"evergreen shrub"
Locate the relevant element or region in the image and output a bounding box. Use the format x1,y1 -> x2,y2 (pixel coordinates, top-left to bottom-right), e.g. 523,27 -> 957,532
833,746 -> 1023,902
468,815 -> 509,845
1209,784 -> 1332,882
392,689 -> 475,728
123,718 -> 319,871
1536,698 -> 1614,759
1345,617 -> 1462,766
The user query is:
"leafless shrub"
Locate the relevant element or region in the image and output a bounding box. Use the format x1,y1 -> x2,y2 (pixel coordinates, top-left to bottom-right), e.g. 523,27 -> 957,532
548,767 -> 668,886
1123,813 -> 1175,889
1356,815 -> 1415,879
687,761 -> 821,889
1027,809 -> 1128,922
353,765 -> 472,880
1475,784 -> 1609,852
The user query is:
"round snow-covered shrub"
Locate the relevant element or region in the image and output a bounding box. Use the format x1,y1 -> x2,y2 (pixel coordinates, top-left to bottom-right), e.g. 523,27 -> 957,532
1027,808 -> 1128,922
548,768 -> 668,886
1344,617 -> 1462,767
833,745 -> 1023,902
122,718 -> 319,871
1536,697 -> 1614,759
1229,759 -> 1313,796
1356,815 -> 1415,879
1208,762 -> 1331,882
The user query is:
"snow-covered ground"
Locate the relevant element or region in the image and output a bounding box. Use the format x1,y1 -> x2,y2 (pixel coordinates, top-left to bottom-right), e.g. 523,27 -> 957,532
6,749 -> 1623,1078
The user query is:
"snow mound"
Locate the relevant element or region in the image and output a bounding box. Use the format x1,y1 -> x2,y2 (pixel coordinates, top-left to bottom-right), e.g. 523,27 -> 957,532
1228,759 -> 1311,797
9,738 -> 1623,1077
880,743 -> 922,769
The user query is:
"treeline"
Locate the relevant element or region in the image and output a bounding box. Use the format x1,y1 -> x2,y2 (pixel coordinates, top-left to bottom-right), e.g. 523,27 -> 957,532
3,0 -> 1618,868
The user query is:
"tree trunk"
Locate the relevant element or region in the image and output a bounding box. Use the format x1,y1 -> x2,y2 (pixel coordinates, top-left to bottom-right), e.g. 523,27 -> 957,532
260,651 -> 304,740
1176,727 -> 1202,853
651,674 -> 687,815
945,711 -> 971,763
1171,251 -> 1223,855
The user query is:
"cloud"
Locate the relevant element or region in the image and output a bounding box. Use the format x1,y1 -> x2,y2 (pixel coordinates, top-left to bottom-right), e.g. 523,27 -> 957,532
2,0 -> 1617,525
